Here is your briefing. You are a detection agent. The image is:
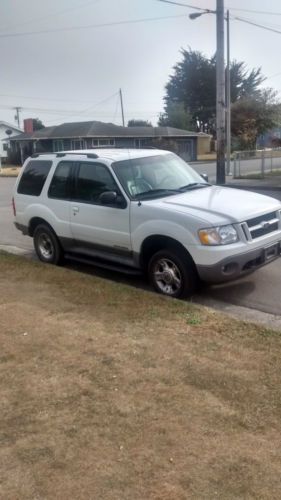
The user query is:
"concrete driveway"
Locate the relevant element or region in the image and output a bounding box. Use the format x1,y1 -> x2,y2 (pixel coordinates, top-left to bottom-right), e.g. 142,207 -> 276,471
1,176 -> 281,317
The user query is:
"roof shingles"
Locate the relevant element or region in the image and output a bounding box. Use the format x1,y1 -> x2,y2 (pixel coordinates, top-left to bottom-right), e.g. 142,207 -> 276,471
9,120 -> 210,141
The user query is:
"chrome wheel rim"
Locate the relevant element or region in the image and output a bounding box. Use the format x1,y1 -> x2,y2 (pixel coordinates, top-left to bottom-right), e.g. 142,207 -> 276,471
38,233 -> 54,259
153,258 -> 182,295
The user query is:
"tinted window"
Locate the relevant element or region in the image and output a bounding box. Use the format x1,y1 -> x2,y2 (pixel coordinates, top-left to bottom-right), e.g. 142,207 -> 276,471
74,162 -> 118,203
17,160 -> 52,196
48,161 -> 73,200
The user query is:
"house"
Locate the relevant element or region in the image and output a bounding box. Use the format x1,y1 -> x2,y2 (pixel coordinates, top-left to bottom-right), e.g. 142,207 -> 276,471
7,119 -> 211,164
0,121 -> 22,162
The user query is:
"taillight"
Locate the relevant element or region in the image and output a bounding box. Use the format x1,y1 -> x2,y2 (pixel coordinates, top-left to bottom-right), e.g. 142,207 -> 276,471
12,197 -> 16,216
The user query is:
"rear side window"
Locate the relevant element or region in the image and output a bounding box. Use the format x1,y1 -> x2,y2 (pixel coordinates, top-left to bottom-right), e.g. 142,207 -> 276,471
17,160 -> 52,196
48,161 -> 73,200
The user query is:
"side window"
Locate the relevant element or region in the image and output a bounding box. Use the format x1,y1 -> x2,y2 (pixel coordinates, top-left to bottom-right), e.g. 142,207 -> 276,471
48,161 -> 73,200
17,160 -> 52,196
74,162 -> 118,204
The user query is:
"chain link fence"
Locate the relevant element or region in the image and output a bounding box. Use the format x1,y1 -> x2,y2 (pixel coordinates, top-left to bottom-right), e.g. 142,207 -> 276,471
232,149 -> 281,179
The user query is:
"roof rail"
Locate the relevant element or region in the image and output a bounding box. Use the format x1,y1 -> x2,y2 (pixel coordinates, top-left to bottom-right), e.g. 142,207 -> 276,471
31,151 -> 99,159
56,152 -> 98,159
31,152 -> 51,158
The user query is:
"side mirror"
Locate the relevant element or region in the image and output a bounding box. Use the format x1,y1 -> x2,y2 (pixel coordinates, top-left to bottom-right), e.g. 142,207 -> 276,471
99,191 -> 118,205
99,191 -> 126,207
201,173 -> 209,182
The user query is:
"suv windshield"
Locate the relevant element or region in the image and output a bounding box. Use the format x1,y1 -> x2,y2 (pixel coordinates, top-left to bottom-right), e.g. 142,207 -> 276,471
112,153 -> 209,199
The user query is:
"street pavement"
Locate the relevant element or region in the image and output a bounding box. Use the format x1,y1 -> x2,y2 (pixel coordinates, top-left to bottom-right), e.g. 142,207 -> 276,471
193,157 -> 281,184
1,176 -> 280,317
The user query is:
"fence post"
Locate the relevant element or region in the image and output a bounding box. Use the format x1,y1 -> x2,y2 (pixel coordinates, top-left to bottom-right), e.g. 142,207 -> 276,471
239,152 -> 241,177
271,150 -> 273,173
261,150 -> 265,178
233,152 -> 237,178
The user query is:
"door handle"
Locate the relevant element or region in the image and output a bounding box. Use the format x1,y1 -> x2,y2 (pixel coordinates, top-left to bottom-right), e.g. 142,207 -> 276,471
72,206 -> 79,215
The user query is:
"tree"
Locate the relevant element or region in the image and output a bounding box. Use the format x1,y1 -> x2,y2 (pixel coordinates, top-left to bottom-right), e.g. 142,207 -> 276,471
32,118 -> 45,130
158,102 -> 194,130
127,119 -> 152,127
162,48 -> 266,135
231,89 -> 281,149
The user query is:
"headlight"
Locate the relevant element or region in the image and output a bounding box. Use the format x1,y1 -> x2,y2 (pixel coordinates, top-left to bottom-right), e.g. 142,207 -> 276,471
198,225 -> 238,245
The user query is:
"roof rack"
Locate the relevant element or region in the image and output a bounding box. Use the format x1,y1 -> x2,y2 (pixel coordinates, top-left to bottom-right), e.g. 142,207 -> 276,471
31,152 -> 99,159
56,152 -> 98,159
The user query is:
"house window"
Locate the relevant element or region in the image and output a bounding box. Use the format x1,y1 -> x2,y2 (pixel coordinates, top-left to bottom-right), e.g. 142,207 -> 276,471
3,143 -> 8,151
89,139 -> 115,148
71,139 -> 85,150
53,140 -> 64,152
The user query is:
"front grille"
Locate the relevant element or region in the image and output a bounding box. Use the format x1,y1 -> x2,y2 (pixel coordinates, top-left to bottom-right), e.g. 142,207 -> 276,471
246,211 -> 276,228
244,211 -> 280,240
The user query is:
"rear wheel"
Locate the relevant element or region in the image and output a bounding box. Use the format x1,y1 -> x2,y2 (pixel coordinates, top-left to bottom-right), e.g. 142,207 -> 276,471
148,249 -> 198,299
33,224 -> 63,265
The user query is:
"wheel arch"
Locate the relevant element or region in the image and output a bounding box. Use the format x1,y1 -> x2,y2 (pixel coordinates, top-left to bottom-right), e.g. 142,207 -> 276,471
139,235 -> 196,271
28,217 -> 56,237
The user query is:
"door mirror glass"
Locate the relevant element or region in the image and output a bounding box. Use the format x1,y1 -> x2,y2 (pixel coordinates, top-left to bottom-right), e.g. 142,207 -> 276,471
201,173 -> 209,182
99,191 -> 118,205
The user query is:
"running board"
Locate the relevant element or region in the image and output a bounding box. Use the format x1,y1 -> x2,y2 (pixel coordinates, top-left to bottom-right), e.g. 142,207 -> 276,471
64,253 -> 142,276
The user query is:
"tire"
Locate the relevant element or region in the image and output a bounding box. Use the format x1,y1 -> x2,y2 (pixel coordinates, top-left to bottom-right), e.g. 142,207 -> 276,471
33,224 -> 63,265
148,248 -> 198,299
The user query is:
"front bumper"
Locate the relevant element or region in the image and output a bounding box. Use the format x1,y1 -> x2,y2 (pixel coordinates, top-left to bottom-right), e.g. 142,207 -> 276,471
197,241 -> 281,283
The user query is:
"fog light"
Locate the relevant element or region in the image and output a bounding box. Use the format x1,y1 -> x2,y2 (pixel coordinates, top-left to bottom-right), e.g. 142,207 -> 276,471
222,262 -> 238,275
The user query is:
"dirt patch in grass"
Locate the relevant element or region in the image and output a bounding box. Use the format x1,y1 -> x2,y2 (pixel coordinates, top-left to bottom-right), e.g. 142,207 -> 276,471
0,252 -> 281,499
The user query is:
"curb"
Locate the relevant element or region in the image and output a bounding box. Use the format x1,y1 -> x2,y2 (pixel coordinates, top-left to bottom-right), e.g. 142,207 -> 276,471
0,175 -> 19,178
1,244 -> 280,332
0,245 -> 34,257
193,296 -> 281,331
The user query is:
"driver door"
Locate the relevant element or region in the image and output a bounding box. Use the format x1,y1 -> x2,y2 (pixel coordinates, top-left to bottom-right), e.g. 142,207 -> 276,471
70,161 -> 131,256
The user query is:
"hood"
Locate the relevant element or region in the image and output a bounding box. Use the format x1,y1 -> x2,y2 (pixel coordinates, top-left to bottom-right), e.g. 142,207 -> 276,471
159,186 -> 281,223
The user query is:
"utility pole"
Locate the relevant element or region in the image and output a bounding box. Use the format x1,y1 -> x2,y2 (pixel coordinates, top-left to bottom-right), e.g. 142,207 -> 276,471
14,106 -> 21,128
119,88 -> 125,127
226,9 -> 231,176
216,0 -> 226,184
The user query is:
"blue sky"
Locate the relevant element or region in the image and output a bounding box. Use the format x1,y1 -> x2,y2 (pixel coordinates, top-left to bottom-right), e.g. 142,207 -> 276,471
1,0 -> 281,128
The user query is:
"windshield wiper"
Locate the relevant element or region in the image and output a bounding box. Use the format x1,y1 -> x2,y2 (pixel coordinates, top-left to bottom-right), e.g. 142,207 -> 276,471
136,188 -> 181,199
179,182 -> 211,191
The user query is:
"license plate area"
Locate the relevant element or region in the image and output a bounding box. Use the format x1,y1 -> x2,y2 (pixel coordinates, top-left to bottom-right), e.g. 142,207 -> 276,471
264,242 -> 280,262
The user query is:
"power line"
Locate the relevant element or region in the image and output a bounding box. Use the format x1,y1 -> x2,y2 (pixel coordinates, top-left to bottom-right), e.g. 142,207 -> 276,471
157,0 -> 207,11
232,15 -> 281,36
157,1 -> 281,17
0,93 -> 110,104
229,7 -> 281,16
0,14 -> 190,38
0,0 -> 101,33
0,92 -> 121,117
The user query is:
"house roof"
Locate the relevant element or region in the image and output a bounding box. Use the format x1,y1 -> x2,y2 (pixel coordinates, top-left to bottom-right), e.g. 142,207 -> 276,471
0,121 -> 22,133
8,120 -> 210,142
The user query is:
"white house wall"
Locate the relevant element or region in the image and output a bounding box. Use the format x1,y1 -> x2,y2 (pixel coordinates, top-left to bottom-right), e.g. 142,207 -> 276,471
0,124 -> 22,158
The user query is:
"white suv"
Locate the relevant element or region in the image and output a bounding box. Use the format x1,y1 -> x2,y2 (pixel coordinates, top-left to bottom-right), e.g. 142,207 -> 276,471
13,149 -> 281,298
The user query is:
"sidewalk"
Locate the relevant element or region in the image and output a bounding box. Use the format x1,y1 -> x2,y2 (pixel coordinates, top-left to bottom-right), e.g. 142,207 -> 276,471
225,174 -> 281,191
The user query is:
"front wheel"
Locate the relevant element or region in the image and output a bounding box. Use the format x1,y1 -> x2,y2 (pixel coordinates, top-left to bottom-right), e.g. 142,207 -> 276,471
148,249 -> 198,299
33,224 -> 63,265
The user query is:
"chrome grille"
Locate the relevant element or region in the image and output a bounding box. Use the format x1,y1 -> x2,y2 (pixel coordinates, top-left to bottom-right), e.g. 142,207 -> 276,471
244,211 -> 280,240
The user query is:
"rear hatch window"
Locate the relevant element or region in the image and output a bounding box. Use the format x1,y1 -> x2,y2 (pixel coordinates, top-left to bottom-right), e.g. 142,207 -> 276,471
17,160 -> 52,196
